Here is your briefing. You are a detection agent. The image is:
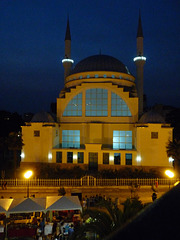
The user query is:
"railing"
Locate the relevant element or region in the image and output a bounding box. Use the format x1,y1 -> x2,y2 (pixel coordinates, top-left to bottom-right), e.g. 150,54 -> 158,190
0,176 -> 179,187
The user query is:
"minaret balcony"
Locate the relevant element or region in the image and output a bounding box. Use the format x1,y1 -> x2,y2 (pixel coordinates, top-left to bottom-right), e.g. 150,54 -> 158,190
62,58 -> 74,64
133,56 -> 146,62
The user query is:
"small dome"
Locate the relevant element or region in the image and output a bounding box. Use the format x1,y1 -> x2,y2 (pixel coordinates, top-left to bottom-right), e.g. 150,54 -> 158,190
31,112 -> 55,123
70,54 -> 130,75
139,110 -> 165,123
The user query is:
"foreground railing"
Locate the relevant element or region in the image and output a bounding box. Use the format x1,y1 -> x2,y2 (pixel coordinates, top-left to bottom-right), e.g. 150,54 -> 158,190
0,176 -> 179,187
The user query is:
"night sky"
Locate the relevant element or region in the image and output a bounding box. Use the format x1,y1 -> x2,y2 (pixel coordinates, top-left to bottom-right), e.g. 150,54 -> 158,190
0,0 -> 179,114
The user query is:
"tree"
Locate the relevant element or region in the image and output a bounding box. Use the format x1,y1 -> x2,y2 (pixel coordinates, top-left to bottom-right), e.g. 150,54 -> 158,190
6,132 -> 24,177
121,197 -> 144,223
166,139 -> 180,175
71,198 -> 144,240
58,187 -> 66,196
72,200 -> 123,239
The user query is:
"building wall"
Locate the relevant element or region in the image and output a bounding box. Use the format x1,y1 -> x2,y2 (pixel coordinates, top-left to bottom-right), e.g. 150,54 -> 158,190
136,124 -> 173,167
22,123 -> 59,163
21,70 -> 173,170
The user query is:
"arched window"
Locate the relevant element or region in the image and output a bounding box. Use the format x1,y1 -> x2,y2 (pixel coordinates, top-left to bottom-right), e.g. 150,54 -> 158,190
86,88 -> 108,116
63,93 -> 82,116
111,92 -> 131,116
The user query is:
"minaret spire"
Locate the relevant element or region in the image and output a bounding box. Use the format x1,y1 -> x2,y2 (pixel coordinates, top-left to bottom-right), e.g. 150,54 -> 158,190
65,16 -> 71,41
137,10 -> 143,38
133,11 -> 146,117
62,16 -> 74,82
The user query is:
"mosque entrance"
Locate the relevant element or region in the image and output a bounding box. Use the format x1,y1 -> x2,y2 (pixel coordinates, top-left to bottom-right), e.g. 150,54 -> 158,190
88,152 -> 98,171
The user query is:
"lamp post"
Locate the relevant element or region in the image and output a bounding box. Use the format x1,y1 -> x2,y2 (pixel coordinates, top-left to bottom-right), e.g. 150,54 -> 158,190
165,170 -> 174,189
24,170 -> 33,198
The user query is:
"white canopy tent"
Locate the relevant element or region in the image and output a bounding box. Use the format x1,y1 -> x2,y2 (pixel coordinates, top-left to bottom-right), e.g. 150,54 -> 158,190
0,199 -> 13,213
8,197 -> 46,213
0,196 -> 82,214
45,196 -> 82,212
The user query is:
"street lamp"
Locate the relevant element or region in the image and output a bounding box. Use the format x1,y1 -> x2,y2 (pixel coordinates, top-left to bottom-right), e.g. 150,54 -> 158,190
24,170 -> 33,198
165,170 -> 174,189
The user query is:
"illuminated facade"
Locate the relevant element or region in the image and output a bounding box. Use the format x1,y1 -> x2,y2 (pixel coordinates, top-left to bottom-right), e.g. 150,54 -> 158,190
21,15 -> 173,171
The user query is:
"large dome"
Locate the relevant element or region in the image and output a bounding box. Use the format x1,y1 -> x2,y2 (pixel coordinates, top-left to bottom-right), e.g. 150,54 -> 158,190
70,54 -> 130,75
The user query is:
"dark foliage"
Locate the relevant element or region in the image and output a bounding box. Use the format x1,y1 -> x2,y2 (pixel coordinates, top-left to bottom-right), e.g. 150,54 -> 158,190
58,187 -> 66,196
166,108 -> 180,141
71,198 -> 143,240
0,111 -> 24,137
97,168 -> 160,179
36,164 -> 161,179
37,164 -> 87,179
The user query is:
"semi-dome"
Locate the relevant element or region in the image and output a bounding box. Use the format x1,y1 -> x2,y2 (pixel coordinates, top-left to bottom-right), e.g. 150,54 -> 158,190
70,54 -> 130,75
31,112 -> 55,123
139,110 -> 165,123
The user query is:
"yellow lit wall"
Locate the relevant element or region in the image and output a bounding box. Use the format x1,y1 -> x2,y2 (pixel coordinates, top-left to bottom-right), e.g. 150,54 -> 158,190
22,123 -> 59,163
57,82 -> 138,123
136,124 -> 173,167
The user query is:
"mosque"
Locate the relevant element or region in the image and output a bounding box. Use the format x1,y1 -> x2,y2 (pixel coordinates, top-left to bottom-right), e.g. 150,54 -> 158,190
21,14 -> 173,172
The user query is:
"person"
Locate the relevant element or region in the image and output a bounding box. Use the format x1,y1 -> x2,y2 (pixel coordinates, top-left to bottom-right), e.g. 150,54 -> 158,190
32,217 -> 38,225
152,192 -> 157,202
38,232 -> 43,240
82,198 -> 86,208
3,181 -> 7,190
44,219 -> 53,240
68,224 -> 74,238
52,216 -> 57,235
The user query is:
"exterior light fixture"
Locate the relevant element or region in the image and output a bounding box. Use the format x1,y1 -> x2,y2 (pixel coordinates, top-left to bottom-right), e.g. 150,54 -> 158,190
165,170 -> 175,189
24,170 -> 33,198
48,153 -> 52,160
73,154 -> 77,160
169,157 -> 174,162
136,155 -> 141,162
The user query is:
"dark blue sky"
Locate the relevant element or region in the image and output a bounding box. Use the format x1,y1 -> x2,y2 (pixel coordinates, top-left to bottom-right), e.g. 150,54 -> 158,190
0,0 -> 179,114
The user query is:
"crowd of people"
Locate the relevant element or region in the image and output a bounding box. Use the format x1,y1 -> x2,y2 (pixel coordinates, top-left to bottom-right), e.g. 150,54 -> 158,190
35,214 -> 76,240
82,194 -> 113,208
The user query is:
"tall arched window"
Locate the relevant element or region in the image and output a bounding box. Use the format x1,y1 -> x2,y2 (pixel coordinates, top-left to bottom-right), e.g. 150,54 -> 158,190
111,92 -> 131,116
63,93 -> 82,116
86,88 -> 108,116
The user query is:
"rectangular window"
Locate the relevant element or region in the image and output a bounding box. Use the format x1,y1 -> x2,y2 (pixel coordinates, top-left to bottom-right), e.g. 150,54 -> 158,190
62,130 -> 80,148
126,153 -> 132,165
34,130 -> 40,137
56,152 -> 62,163
67,152 -> 73,163
103,153 -> 109,164
151,132 -> 158,139
78,152 -> 84,164
114,153 -> 121,165
113,131 -> 132,150
85,88 -> 108,116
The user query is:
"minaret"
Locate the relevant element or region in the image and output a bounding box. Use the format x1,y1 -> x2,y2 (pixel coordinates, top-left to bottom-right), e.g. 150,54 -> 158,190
133,11 -> 146,116
62,17 -> 74,82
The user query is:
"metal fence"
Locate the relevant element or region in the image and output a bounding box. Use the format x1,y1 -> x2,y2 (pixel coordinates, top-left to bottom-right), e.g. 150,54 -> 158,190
0,176 -> 179,187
